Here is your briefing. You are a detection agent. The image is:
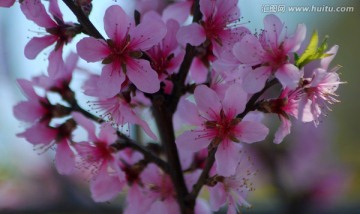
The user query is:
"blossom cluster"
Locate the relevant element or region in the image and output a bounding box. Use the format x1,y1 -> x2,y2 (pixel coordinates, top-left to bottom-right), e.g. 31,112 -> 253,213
4,0 -> 343,213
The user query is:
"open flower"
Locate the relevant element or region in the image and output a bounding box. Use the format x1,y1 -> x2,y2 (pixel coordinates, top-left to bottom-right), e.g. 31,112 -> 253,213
233,14 -> 306,93
76,5 -> 166,97
176,85 -> 268,176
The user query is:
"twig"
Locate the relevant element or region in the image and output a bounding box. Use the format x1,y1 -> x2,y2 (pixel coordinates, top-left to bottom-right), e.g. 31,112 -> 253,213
62,0 -> 104,39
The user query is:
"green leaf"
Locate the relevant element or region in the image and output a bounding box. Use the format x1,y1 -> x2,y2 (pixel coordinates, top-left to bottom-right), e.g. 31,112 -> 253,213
296,30 -> 319,67
295,31 -> 332,68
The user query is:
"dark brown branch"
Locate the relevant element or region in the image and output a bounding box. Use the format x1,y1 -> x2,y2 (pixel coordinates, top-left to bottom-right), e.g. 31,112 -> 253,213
62,0 -> 104,39
237,78 -> 279,118
151,95 -> 193,214
187,146 -> 217,201
111,135 -> 170,174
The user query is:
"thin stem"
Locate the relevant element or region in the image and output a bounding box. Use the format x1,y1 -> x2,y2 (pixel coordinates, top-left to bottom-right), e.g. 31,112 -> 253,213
62,0 -> 104,39
111,135 -> 170,174
238,78 -> 279,118
187,146 -> 217,201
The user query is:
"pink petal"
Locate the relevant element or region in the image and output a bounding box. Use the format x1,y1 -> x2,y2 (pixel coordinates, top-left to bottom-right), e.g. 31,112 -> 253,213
234,121 -> 269,143
48,0 -> 63,20
163,1 -> 192,24
104,5 -> 131,43
76,37 -> 110,62
233,34 -> 265,65
283,23 -> 306,52
263,14 -> 284,48
0,0 -> 15,7
72,112 -> 97,142
17,123 -> 57,146
129,14 -> 166,50
321,45 -> 339,70
17,79 -> 38,100
90,164 -> 125,202
55,139 -> 75,175
223,85 -> 247,116
97,63 -> 126,98
24,35 -> 57,59
215,0 -> 239,20
126,59 -> 160,93
21,0 -> 57,28
149,198 -> 180,214
176,97 -> 203,126
274,116 -> 291,144
98,123 -> 118,144
243,66 -> 271,93
194,85 -> 222,119
48,49 -> 64,78
13,101 -> 44,123
162,19 -> 181,55
209,183 -> 227,211
177,23 -> 206,46
176,130 -> 211,152
215,140 -> 242,176
199,0 -> 215,18
275,64 -> 301,89
189,57 -> 208,83
195,198 -> 212,214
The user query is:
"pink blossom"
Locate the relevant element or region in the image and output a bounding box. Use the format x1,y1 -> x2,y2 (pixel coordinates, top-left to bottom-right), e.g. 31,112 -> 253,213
208,151 -> 255,213
140,163 -> 180,214
176,85 -> 268,176
299,67 -> 342,125
89,95 -> 157,140
76,5 -> 166,96
21,0 -> 77,60
145,15 -> 185,81
177,0 -> 249,56
233,14 -> 306,93
261,87 -> 304,144
32,52 -> 78,90
72,112 -> 126,202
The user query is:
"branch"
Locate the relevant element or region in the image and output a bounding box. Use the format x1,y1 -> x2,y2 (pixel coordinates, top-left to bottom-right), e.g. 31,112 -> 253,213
237,78 -> 279,118
111,135 -> 170,174
187,146 -> 217,201
62,0 -> 104,39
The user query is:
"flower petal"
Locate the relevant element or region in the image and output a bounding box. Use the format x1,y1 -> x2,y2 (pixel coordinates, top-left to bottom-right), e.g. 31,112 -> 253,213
233,34 -> 265,65
24,35 -> 57,59
126,59 -> 160,93
72,112 -> 98,142
90,164 -> 125,202
215,140 -> 242,176
55,139 -> 75,175
275,64 -> 301,89
17,123 -> 57,146
163,1 -> 192,24
76,37 -> 110,62
176,130 -> 211,152
274,116 -> 291,144
263,14 -> 283,48
97,63 -> 126,98
177,23 -> 206,46
47,49 -> 64,78
130,13 -> 166,50
243,66 -> 271,94
13,101 -> 45,123
104,5 -> 132,43
194,85 -> 222,119
234,121 -> 269,143
223,84 -> 247,116
21,0 -> 57,28
0,0 -> 15,7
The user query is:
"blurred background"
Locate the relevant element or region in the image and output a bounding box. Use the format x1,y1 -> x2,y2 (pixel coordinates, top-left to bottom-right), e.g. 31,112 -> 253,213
0,0 -> 359,213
